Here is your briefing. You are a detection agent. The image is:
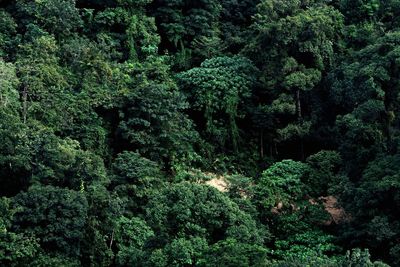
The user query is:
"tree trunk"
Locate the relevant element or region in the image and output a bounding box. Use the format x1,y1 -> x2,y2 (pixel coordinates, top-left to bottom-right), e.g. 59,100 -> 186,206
296,89 -> 305,160
386,110 -> 394,154
296,89 -> 302,120
22,86 -> 28,124
109,229 -> 115,250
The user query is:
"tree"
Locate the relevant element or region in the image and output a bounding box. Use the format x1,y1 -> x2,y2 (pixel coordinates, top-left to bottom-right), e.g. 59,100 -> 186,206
334,113 -> 384,180
111,151 -> 162,214
338,153 -> 400,263
342,249 -> 389,267
0,232 -> 40,267
198,238 -> 269,267
158,237 -> 209,267
178,56 -> 258,153
246,0 -> 344,159
91,0 -> 158,62
254,160 -> 310,210
114,216 -> 154,266
22,126 -> 109,190
80,185 -> 123,267
16,34 -> 69,125
219,0 -> 260,53
11,186 -> 88,257
145,183 -> 267,264
116,56 -> 199,167
16,0 -> 83,36
111,151 -> 162,187
0,60 -> 31,196
0,60 -> 19,111
1,0 -> 399,265
0,10 -> 18,60
151,0 -> 222,67
306,150 -> 343,196
253,159 -> 338,263
272,230 -> 339,262
338,0 -> 400,33
331,31 -> 400,157
0,197 -> 40,267
57,36 -> 113,157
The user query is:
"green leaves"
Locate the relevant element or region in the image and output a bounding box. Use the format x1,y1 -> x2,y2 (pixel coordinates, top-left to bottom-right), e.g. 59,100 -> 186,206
305,150 -> 342,196
16,0 -> 83,36
1,0 -> 400,265
255,160 -> 309,209
250,0 -> 343,70
0,60 -> 19,111
199,238 -> 269,267
22,126 -> 109,190
245,1 -> 344,159
152,0 -> 222,63
330,31 -> 400,178
163,237 -> 208,266
145,183 -> 266,243
16,34 -> 70,126
343,249 -> 389,267
142,182 -> 268,265
0,231 -> 39,267
111,151 -> 161,187
283,68 -> 322,92
117,57 -> 198,165
114,216 -> 154,266
0,10 -> 17,59
126,14 -> 160,61
178,56 -> 258,151
11,186 -> 88,257
273,230 -> 339,261
111,151 -> 162,213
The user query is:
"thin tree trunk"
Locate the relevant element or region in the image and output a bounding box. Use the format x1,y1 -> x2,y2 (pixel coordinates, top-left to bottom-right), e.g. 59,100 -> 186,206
296,89 -> 304,160
22,86 -> 28,124
296,89 -> 302,120
386,110 -> 393,154
109,230 -> 115,250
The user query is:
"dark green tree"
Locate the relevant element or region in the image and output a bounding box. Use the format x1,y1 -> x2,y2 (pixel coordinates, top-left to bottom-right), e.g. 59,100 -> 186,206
16,0 -> 83,36
145,183 -> 268,265
116,56 -> 199,167
151,0 -> 222,67
114,216 -> 154,266
0,10 -> 18,60
111,151 -> 162,214
246,0 -> 344,159
11,186 -> 88,257
339,153 -> 400,263
178,56 -> 258,153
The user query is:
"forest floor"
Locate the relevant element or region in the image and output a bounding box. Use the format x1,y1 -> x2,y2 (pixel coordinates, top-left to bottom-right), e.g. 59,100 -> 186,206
205,175 -> 229,192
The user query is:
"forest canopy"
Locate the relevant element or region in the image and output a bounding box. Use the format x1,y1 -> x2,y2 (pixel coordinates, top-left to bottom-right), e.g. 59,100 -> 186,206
0,0 -> 399,266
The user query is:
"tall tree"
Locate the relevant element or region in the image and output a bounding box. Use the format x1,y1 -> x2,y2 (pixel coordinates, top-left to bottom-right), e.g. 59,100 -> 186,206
246,0 -> 344,160
151,0 -> 222,67
178,56 -> 258,153
0,10 -> 18,60
330,31 -> 400,177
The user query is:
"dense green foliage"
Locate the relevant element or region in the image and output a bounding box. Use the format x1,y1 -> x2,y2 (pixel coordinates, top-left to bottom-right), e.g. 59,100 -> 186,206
0,0 -> 399,266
